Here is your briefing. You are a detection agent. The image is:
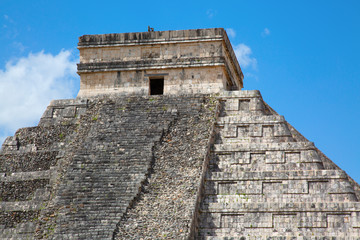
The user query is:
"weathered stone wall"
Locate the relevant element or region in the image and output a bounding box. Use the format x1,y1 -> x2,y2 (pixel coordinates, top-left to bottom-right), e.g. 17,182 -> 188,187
77,28 -> 244,97
114,96 -> 217,239
79,66 -> 227,97
1,90 -> 360,240
0,94 -> 217,240
0,99 -> 84,239
197,90 -> 360,239
79,41 -> 224,63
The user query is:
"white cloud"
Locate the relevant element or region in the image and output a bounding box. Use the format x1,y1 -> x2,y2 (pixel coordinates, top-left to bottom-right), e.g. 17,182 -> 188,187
234,43 -> 257,70
245,72 -> 259,81
206,9 -> 217,19
0,50 -> 79,145
12,41 -> 26,53
261,28 -> 270,37
226,28 -> 236,38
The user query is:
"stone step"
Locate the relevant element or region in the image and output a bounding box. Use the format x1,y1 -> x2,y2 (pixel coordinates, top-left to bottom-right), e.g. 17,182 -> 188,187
204,179 -> 355,196
0,179 -> 50,202
219,123 -> 292,139
218,91 -> 269,114
201,202 -> 360,214
205,170 -> 345,181
0,200 -> 46,212
0,222 -> 36,239
218,137 -> 296,144
202,193 -> 358,204
0,170 -> 51,182
9,124 -> 76,151
209,162 -> 325,172
211,149 -> 321,165
213,142 -> 315,152
39,98 -> 88,126
217,115 -> 285,124
199,211 -> 360,230
200,231 -> 360,240
219,90 -> 262,99
0,150 -> 59,172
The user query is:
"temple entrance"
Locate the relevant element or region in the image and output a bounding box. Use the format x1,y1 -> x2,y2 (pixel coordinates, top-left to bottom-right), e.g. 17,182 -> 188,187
149,78 -> 164,95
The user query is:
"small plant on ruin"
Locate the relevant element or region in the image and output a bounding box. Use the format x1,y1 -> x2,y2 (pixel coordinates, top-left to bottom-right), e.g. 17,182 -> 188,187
59,133 -> 64,140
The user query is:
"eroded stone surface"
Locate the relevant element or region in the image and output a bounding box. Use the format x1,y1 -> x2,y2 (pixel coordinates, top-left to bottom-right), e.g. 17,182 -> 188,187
114,96 -> 216,240
196,91 -> 360,240
77,28 -> 243,97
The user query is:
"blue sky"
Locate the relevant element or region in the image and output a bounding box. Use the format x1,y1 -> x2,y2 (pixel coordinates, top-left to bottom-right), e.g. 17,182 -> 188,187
0,0 -> 359,183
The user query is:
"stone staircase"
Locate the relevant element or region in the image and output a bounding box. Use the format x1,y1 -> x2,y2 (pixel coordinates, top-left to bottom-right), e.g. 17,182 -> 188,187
197,90 -> 360,239
0,94 -> 216,239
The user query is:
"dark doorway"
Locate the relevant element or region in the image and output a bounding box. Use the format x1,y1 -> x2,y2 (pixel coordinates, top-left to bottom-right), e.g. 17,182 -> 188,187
150,78 -> 164,95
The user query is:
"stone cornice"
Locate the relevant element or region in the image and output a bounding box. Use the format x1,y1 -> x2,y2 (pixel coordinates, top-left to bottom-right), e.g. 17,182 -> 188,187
78,28 -> 225,48
77,56 -> 227,73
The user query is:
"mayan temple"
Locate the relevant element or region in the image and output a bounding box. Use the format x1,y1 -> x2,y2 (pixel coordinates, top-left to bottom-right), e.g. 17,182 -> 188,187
1,28 -> 360,240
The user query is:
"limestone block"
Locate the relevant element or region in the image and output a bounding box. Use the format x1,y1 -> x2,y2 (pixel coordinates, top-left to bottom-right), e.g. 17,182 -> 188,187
284,180 -> 309,194
298,212 -> 327,228
201,212 -> 222,228
250,97 -> 265,111
238,99 -> 250,111
284,152 -> 301,163
1,136 -> 18,151
262,180 -> 308,194
233,152 -> 251,164
265,151 -> 285,164
220,214 -> 244,228
63,106 -> 76,118
41,106 -> 54,118
224,99 -> 239,111
262,125 -> 274,137
327,214 -> 351,229
249,124 -> 262,137
351,212 -> 360,228
237,181 -> 262,194
274,123 -> 291,137
243,213 -> 272,228
272,214 -> 297,229
250,152 -> 266,163
0,170 -> 50,182
218,182 -> 237,195
52,108 -> 63,118
308,181 -> 330,194
328,179 -> 355,194
237,126 -> 249,138
300,150 -> 321,163
223,124 -> 237,138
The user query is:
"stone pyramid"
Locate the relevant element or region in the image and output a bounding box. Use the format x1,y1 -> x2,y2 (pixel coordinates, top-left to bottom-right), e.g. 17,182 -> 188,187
0,28 -> 359,239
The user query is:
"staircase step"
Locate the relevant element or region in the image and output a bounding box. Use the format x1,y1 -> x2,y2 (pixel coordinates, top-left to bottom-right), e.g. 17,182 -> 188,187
0,151 -> 59,172
213,142 -> 315,152
0,170 -> 51,182
217,115 -> 285,124
0,222 -> 36,239
202,202 -> 360,213
0,200 -> 46,211
206,170 -> 346,181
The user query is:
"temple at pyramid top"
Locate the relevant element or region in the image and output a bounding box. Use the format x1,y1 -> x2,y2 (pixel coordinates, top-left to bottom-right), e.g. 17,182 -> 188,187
77,28 -> 244,97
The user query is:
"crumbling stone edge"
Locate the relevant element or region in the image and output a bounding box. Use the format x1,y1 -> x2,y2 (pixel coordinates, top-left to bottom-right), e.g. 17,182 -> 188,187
111,119 -> 174,239
188,96 -> 221,240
